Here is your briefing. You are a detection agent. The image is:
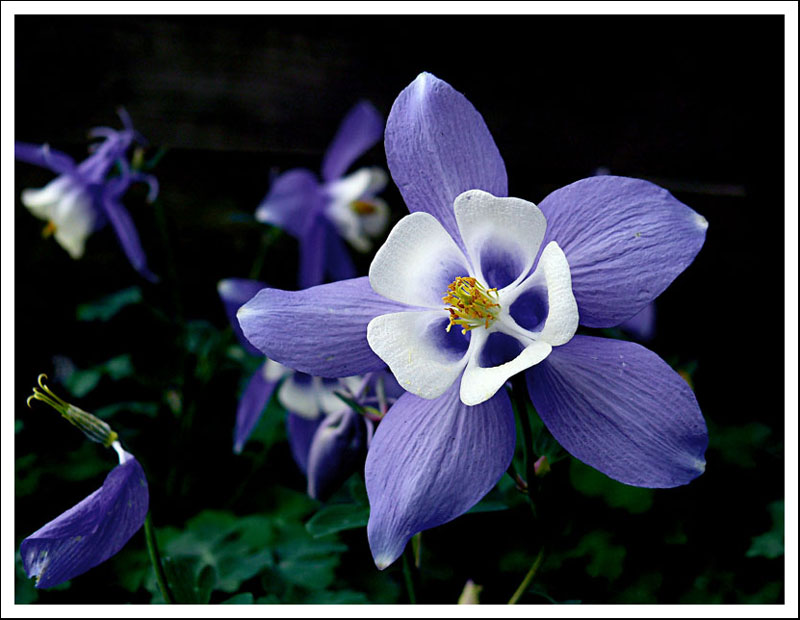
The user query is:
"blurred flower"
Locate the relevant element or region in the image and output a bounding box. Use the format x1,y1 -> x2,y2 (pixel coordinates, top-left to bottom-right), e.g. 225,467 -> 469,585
255,101 -> 388,288
457,579 -> 483,604
619,302 -> 657,342
15,109 -> 159,281
21,375 -> 148,588
238,73 -> 709,569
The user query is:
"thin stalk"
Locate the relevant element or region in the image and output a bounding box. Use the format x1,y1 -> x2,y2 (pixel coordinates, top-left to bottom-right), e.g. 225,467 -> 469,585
402,548 -> 417,604
144,512 -> 173,604
249,226 -> 282,280
508,549 -> 544,605
510,375 -> 537,516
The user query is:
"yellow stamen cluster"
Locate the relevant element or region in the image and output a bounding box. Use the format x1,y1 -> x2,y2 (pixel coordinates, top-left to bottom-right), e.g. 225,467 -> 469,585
350,200 -> 377,216
443,276 -> 500,334
42,221 -> 57,238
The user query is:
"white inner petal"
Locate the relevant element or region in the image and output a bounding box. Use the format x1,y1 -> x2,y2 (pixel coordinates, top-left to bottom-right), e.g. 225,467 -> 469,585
369,212 -> 470,308
278,375 -> 322,419
454,190 -> 546,292
263,358 -> 292,382
326,167 -> 390,252
367,310 -> 471,399
501,241 -> 579,346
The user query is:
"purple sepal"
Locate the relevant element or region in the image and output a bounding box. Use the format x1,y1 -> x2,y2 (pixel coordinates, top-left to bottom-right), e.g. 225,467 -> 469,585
321,100 -> 384,183
15,142 -> 76,175
237,277 -> 408,377
20,455 -> 149,589
365,381 -> 515,569
306,408 -> 370,501
323,223 -> 358,283
526,335 -> 708,488
385,72 -> 507,247
298,218 -> 328,290
538,176 -> 708,327
287,413 -> 324,475
255,168 -> 322,239
233,363 -> 280,454
218,278 -> 267,355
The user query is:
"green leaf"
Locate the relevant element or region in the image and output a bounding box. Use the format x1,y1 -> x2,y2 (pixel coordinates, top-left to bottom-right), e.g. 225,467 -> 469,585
467,499 -> 510,514
94,401 -> 160,419
746,500 -> 784,559
222,592 -> 254,604
708,421 -> 773,468
65,368 -> 102,398
303,589 -> 370,604
162,556 -> 215,604
77,287 -> 142,321
306,504 -> 369,538
569,459 -> 653,513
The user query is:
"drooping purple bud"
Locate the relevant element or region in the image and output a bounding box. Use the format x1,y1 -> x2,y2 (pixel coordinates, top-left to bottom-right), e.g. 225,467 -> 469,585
306,408 -> 371,501
20,449 -> 149,589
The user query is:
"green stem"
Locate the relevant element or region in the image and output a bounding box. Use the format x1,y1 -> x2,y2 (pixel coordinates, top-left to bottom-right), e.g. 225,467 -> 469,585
144,512 -> 173,604
508,549 -> 544,605
510,375 -> 537,516
402,547 -> 417,604
249,226 -> 282,280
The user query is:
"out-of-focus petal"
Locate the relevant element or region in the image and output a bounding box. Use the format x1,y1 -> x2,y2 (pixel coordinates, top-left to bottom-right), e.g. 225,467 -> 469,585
619,302 -> 657,342
287,413 -> 323,475
101,184 -> 157,282
233,363 -> 280,454
538,176 -> 707,327
255,168 -> 322,239
15,142 -> 76,175
238,277 -> 407,377
365,382 -> 515,569
526,335 -> 708,488
306,408 -> 369,500
321,100 -> 384,183
298,218 -> 328,289
20,454 -> 148,589
385,72 -> 507,247
218,278 -> 267,355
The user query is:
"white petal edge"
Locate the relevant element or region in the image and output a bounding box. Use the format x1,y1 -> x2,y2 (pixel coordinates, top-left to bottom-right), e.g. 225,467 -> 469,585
367,310 -> 470,399
502,241 -> 579,346
278,375 -> 322,419
460,331 -> 552,406
369,212 -> 470,308
453,190 -> 546,291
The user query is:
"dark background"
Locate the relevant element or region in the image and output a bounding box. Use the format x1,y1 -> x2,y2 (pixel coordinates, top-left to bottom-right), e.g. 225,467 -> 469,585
15,15 -> 785,604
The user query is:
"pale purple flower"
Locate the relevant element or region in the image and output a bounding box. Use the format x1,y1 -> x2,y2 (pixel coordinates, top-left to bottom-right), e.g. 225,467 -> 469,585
255,101 -> 388,288
15,110 -> 158,281
21,442 -> 148,588
238,73 -> 709,569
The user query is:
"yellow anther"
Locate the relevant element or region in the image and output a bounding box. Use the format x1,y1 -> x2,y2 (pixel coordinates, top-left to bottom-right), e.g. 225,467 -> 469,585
442,276 -> 500,335
42,221 -> 57,238
350,200 -> 377,215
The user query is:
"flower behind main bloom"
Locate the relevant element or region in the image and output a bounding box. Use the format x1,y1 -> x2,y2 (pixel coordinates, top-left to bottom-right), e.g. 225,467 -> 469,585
255,101 -> 389,288
15,110 -> 159,281
238,73 -> 709,569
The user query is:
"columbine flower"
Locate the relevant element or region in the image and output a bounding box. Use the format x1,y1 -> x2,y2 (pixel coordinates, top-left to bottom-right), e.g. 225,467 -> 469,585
255,101 -> 389,288
21,375 -> 149,588
15,109 -> 158,281
238,73 -> 709,569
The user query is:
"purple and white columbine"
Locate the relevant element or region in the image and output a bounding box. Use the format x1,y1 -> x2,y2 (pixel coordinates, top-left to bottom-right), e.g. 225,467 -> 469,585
255,101 -> 389,288
15,110 -> 158,281
238,73 -> 709,569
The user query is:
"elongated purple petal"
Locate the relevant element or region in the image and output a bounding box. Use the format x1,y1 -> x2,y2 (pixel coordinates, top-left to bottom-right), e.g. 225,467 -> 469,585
306,409 -> 369,500
218,278 -> 267,355
238,277 -> 407,377
15,142 -> 76,175
255,169 -> 321,239
323,223 -> 358,282
526,335 -> 708,488
385,72 -> 507,246
233,364 -> 280,454
321,100 -> 384,182
21,456 -> 148,588
538,176 -> 708,327
287,413 -> 323,475
365,382 -> 515,569
101,183 -> 157,282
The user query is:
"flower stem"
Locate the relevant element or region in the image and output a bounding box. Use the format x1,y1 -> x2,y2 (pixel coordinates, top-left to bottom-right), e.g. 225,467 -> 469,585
402,547 -> 417,604
143,512 -> 173,604
510,375 -> 537,516
507,549 -> 544,605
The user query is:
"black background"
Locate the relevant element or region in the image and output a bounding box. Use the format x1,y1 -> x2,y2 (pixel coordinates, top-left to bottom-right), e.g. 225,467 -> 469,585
15,14 -> 785,604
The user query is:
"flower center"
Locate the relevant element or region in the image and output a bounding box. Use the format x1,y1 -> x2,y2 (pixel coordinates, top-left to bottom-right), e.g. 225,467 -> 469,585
42,220 -> 57,238
443,276 -> 500,334
350,199 -> 378,216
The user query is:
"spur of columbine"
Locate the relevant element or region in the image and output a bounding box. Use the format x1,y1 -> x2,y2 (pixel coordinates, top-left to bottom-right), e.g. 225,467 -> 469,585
255,101 -> 389,288
238,72 -> 709,569
15,109 -> 158,280
21,375 -> 148,588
